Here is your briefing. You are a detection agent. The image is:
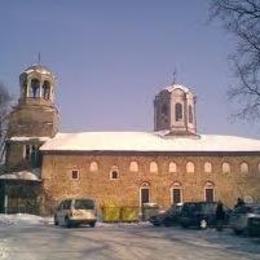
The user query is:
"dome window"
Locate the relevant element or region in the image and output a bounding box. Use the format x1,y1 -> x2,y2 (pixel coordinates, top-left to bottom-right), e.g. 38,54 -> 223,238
175,103 -> 183,121
30,78 -> 40,98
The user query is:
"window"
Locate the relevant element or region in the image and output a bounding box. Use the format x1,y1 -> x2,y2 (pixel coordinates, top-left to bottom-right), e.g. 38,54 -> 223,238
188,105 -> 193,123
204,182 -> 215,202
204,162 -> 212,173
150,161 -> 158,173
222,162 -> 231,173
169,162 -> 177,173
71,170 -> 79,180
161,104 -> 169,116
140,182 -> 150,206
42,81 -> 51,99
171,182 -> 182,204
24,144 -> 31,160
30,78 -> 40,98
240,162 -> 249,174
110,166 -> 119,180
175,103 -> 183,121
186,161 -> 195,173
129,161 -> 139,172
89,161 -> 98,172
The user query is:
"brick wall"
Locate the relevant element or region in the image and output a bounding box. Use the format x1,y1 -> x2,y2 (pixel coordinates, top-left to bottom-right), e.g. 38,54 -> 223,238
41,151 -> 260,213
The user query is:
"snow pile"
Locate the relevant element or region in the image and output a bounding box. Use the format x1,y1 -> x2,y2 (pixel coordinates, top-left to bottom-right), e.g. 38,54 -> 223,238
0,214 -> 53,226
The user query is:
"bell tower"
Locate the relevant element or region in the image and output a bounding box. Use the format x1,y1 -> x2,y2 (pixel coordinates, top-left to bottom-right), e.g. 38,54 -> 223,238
154,84 -> 197,135
5,64 -> 59,169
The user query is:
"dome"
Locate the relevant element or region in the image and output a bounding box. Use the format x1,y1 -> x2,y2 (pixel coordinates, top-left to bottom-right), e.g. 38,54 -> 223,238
23,64 -> 54,76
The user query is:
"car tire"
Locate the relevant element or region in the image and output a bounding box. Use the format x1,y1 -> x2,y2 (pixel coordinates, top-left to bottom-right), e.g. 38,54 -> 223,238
199,219 -> 208,229
65,217 -> 72,228
233,228 -> 243,235
89,222 -> 96,228
54,215 -> 59,226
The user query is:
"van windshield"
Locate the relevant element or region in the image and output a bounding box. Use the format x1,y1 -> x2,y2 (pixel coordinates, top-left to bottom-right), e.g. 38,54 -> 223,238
74,199 -> 95,210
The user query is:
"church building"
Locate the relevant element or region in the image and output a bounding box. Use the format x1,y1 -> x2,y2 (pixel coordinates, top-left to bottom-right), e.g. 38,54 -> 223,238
1,64 -> 260,215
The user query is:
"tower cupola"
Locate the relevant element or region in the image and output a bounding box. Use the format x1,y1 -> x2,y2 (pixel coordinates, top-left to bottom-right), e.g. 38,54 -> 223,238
19,64 -> 55,105
154,84 -> 197,135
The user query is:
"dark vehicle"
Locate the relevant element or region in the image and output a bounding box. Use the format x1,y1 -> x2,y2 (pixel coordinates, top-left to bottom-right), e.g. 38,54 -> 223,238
149,203 -> 183,227
230,203 -> 260,236
179,202 -> 230,229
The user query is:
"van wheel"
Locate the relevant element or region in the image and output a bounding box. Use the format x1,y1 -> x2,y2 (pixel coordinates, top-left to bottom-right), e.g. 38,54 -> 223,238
90,222 -> 96,228
233,228 -> 243,235
54,215 -> 59,226
200,219 -> 208,229
65,217 -> 72,228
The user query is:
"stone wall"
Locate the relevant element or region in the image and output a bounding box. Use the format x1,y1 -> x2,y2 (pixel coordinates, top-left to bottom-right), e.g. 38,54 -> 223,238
41,151 -> 260,213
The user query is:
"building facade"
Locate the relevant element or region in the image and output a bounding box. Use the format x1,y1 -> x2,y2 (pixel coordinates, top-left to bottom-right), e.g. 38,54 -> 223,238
2,65 -> 260,214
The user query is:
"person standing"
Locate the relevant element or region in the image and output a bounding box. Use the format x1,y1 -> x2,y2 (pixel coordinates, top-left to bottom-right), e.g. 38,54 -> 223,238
215,200 -> 225,231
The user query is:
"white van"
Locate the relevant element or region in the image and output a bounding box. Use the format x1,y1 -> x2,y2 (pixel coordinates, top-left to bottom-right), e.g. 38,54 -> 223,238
54,198 -> 97,228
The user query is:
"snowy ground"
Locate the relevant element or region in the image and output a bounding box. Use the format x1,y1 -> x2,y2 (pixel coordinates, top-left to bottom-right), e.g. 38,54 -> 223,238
0,214 -> 259,260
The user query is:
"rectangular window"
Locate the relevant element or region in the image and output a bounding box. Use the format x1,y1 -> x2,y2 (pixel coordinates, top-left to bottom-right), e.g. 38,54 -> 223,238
71,170 -> 79,180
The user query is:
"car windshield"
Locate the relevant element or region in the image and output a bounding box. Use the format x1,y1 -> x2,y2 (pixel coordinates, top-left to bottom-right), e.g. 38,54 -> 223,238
74,199 -> 95,210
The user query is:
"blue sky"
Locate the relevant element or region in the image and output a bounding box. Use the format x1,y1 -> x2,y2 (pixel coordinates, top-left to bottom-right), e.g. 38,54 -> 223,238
0,0 -> 259,138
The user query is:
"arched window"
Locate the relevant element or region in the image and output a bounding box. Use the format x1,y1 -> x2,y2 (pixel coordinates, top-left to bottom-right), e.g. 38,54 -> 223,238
240,162 -> 249,174
258,162 -> 260,174
129,161 -> 139,172
89,161 -> 98,172
150,161 -> 158,173
204,181 -> 215,202
188,105 -> 193,123
169,162 -> 177,173
204,162 -> 212,173
175,103 -> 183,121
140,182 -> 150,206
42,81 -> 51,99
222,162 -> 231,173
171,182 -> 182,204
110,166 -> 119,180
186,161 -> 195,173
30,78 -> 40,98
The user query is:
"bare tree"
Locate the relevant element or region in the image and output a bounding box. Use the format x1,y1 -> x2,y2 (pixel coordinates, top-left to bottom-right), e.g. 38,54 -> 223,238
0,81 -> 12,162
210,0 -> 260,120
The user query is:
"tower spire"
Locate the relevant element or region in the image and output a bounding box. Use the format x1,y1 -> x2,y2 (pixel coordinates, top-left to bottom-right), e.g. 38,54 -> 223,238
172,68 -> 177,85
38,52 -> 41,64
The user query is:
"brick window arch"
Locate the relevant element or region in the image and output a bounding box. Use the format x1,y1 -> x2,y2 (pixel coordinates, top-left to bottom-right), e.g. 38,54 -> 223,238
110,166 -> 119,180
129,161 -> 139,172
240,162 -> 249,174
150,161 -> 158,173
204,162 -> 212,173
89,161 -> 98,172
186,161 -> 195,173
222,162 -> 231,173
169,162 -> 177,173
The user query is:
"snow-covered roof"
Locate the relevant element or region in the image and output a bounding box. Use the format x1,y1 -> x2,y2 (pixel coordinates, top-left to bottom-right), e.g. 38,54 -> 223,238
164,84 -> 190,94
40,132 -> 260,153
23,64 -> 54,76
0,169 -> 41,181
8,136 -> 50,142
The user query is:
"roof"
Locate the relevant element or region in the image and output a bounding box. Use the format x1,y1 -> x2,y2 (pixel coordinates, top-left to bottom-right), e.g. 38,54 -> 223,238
23,64 -> 54,76
164,84 -> 191,94
0,169 -> 41,181
40,132 -> 260,153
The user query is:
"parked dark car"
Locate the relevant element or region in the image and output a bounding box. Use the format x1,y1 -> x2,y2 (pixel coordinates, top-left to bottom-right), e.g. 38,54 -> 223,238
149,203 -> 183,227
230,203 -> 260,236
179,202 -> 230,229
